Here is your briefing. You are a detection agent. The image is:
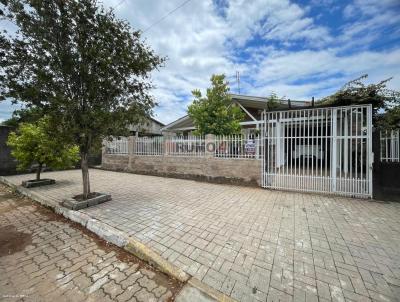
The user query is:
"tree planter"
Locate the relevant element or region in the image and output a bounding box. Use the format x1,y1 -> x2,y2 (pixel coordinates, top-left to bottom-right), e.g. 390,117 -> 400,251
22,179 -> 56,188
61,192 -> 111,210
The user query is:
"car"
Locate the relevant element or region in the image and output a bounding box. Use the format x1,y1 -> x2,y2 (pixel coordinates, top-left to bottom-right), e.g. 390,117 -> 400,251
292,145 -> 324,161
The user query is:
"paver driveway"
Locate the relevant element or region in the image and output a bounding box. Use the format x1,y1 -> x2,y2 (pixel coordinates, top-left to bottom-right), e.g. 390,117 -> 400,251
4,169 -> 400,302
0,183 -> 182,302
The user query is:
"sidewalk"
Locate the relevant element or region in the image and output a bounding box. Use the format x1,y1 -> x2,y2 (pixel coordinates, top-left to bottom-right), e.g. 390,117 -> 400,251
0,183 -> 182,302
3,169 -> 400,302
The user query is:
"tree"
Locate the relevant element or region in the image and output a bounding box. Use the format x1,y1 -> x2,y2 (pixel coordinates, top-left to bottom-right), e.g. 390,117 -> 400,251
376,106 -> 400,130
0,0 -> 164,198
320,74 -> 400,123
7,118 -> 79,181
266,93 -> 280,110
188,74 -> 244,135
1,107 -> 44,128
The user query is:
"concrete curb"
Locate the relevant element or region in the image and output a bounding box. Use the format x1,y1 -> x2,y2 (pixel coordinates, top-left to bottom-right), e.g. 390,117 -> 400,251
0,176 -> 236,302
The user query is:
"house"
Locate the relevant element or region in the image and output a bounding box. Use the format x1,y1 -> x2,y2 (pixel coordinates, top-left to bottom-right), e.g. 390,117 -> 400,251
129,117 -> 164,137
161,94 -> 310,136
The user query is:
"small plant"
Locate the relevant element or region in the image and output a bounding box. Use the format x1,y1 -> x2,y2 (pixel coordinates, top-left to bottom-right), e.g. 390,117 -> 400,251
7,118 -> 79,181
266,93 -> 280,110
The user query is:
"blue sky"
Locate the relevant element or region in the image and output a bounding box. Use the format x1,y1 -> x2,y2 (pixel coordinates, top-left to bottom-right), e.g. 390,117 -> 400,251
1,0 -> 399,124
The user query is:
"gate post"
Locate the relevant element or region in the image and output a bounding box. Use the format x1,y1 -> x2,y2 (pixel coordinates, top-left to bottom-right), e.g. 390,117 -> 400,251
372,129 -> 381,199
205,134 -> 214,158
128,136 -> 135,170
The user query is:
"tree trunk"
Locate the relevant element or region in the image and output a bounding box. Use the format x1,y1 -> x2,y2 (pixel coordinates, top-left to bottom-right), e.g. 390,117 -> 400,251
81,152 -> 91,199
36,163 -> 42,181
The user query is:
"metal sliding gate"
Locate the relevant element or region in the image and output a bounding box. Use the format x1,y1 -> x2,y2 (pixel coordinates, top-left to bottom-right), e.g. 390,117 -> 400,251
261,105 -> 373,198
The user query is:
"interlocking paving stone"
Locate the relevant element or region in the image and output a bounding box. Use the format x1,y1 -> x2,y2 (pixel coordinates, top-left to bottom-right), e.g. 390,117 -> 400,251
0,183 -> 182,301
4,169 -> 400,302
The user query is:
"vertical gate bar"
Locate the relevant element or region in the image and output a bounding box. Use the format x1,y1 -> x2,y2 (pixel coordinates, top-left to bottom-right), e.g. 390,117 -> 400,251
331,108 -> 337,192
286,111 -> 289,188
355,108 -> 359,193
311,109 -> 314,190
282,111 -> 285,188
318,109 -> 325,190
297,109 -> 300,190
294,110 -> 297,188
361,107 -> 364,193
368,105 -> 373,197
325,109 -> 328,189
302,109 -> 305,191
264,111 -> 266,187
290,110 -> 293,186
268,112 -> 270,187
276,112 -> 278,188
317,109 -> 320,191
270,112 -> 273,187
300,110 -> 307,189
307,109 -> 310,182
338,108 -> 342,193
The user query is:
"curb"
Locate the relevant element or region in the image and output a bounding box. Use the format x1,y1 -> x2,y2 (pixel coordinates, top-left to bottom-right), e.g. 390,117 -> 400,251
0,176 -> 236,302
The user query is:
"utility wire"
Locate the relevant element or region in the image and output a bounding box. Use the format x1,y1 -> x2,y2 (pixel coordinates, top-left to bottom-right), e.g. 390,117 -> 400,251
113,0 -> 126,10
142,0 -> 193,33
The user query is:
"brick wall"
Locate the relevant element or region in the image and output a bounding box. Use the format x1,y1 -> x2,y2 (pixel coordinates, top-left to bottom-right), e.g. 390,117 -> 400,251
102,154 -> 261,186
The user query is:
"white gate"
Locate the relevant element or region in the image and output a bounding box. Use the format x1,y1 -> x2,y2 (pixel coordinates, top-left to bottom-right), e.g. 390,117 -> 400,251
261,105 -> 373,198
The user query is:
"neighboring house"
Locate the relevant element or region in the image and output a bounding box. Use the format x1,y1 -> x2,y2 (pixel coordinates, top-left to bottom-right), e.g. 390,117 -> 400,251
129,117 -> 164,137
161,94 -> 310,136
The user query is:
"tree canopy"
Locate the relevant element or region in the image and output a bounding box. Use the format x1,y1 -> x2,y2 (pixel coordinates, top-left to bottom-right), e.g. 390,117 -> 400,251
188,74 -> 244,135
7,117 -> 79,180
320,74 -> 400,126
1,107 -> 44,128
0,0 -> 164,198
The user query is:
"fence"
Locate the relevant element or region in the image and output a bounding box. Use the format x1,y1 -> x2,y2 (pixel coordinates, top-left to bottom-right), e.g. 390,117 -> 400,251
380,129 -> 400,162
165,136 -> 205,157
105,135 -> 261,159
135,137 -> 164,156
261,105 -> 373,198
214,135 -> 260,159
105,137 -> 129,154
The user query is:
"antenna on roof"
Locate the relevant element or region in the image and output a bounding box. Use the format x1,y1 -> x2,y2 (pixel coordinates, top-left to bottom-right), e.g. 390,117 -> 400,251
236,71 -> 240,94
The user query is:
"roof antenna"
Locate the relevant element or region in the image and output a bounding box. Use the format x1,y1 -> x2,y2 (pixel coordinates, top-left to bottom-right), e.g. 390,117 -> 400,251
236,71 -> 240,94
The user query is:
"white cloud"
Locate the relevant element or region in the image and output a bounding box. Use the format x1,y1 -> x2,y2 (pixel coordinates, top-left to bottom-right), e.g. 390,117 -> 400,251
1,0 -> 399,125
104,0 -> 339,123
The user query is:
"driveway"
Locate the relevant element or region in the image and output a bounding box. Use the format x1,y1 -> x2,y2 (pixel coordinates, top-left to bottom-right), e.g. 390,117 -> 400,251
4,169 -> 400,302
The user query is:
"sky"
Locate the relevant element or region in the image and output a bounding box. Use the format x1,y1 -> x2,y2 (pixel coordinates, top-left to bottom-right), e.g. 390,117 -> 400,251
0,0 -> 399,124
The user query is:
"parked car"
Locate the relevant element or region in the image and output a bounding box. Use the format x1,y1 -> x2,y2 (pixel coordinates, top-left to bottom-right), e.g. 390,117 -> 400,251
292,145 -> 324,162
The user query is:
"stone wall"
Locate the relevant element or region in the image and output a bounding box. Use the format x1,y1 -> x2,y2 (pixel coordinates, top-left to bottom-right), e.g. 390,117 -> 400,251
102,136 -> 261,186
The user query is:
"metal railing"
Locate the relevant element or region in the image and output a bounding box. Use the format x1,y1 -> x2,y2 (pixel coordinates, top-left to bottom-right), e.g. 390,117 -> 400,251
105,135 -> 261,159
261,105 -> 373,198
105,137 -> 129,154
381,129 -> 400,162
165,136 -> 205,157
214,135 -> 260,159
135,136 -> 164,156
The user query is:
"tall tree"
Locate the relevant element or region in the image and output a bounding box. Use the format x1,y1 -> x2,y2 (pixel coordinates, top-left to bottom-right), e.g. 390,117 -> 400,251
0,0 -> 164,198
188,74 -> 244,135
